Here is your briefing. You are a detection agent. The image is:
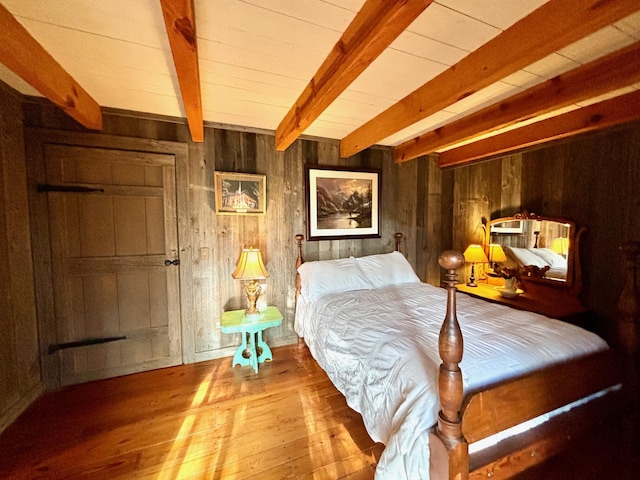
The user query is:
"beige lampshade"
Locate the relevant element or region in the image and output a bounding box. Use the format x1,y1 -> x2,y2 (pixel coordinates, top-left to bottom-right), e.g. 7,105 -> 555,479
232,248 -> 269,280
551,237 -> 569,255
463,244 -> 489,264
488,244 -> 507,263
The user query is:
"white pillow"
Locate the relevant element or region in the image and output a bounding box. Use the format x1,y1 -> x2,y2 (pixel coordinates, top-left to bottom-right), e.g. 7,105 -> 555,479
504,246 -> 548,268
530,248 -> 568,269
356,251 -> 421,288
297,257 -> 373,302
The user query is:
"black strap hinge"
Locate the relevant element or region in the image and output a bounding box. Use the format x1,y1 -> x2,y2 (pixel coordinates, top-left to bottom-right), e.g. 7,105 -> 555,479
38,184 -> 104,193
48,335 -> 126,354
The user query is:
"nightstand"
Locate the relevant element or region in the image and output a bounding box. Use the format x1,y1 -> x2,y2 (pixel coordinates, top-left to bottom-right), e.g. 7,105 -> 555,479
221,306 -> 283,373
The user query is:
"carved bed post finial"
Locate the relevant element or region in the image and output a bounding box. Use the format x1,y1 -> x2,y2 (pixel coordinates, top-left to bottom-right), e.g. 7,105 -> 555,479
395,232 -> 403,252
295,234 -> 304,298
437,250 -> 468,472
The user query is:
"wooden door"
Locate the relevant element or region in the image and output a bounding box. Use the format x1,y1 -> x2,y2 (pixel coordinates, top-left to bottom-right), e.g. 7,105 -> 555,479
43,144 -> 182,385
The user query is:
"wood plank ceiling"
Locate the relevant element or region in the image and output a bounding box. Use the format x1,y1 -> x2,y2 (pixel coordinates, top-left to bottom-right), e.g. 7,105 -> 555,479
0,0 -> 639,166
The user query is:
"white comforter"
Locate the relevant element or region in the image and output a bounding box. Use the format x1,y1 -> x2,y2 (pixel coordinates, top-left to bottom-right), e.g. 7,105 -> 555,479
295,282 -> 608,479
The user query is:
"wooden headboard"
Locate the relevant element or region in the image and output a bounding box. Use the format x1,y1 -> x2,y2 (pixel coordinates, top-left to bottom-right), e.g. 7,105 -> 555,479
294,232 -> 404,298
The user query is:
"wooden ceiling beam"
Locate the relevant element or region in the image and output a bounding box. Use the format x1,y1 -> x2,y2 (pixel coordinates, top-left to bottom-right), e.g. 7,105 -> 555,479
275,0 -> 434,152
160,0 -> 203,142
0,4 -> 102,130
437,90 -> 640,168
340,0 -> 640,158
395,41 -> 640,163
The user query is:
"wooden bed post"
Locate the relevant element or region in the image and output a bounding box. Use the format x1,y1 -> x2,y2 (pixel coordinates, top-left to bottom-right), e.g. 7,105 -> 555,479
618,241 -> 640,403
395,232 -> 403,252
295,234 -> 304,298
618,241 -> 640,356
434,250 -> 468,480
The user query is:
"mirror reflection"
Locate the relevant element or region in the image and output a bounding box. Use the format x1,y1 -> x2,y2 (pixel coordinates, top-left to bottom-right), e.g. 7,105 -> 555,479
488,217 -> 571,283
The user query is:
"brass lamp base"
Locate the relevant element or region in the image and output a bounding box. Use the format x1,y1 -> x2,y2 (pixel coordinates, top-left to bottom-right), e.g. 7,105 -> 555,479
244,279 -> 262,317
467,263 -> 478,287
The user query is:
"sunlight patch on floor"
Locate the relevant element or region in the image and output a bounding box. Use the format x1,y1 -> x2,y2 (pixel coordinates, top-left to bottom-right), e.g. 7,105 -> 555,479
191,372 -> 212,408
155,414 -> 195,480
155,372 -> 218,479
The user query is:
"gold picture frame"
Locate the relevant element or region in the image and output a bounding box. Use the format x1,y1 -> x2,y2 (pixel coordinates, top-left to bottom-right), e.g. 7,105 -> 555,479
214,172 -> 266,215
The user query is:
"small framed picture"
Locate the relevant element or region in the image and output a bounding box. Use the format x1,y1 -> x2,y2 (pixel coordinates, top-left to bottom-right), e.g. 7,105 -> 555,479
214,172 -> 266,215
490,220 -> 524,234
305,165 -> 381,241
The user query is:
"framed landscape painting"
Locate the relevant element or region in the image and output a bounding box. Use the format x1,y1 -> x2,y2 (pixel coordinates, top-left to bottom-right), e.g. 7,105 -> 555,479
305,165 -> 381,241
214,172 -> 266,215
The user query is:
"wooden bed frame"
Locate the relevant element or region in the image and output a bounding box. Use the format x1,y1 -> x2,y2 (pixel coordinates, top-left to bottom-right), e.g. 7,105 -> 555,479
432,251 -> 622,479
293,235 -> 623,479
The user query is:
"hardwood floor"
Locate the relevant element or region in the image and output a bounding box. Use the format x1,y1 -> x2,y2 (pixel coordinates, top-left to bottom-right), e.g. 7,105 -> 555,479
1,342 -> 638,479
0,342 -> 382,479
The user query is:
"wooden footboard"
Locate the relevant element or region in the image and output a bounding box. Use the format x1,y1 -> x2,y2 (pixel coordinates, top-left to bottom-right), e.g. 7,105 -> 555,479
434,251 -> 623,480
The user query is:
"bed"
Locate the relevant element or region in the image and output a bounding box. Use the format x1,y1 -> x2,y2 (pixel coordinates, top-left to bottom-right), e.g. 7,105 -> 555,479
293,234 -> 622,479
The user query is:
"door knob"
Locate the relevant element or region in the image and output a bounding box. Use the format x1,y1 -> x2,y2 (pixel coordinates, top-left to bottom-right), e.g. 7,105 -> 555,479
164,259 -> 180,266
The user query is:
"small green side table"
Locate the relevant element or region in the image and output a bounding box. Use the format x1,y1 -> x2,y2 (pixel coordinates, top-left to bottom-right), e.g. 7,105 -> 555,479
221,306 -> 283,373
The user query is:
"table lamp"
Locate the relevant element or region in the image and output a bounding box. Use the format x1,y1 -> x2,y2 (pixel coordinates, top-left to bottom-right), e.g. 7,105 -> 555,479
232,247 -> 269,317
463,244 -> 488,287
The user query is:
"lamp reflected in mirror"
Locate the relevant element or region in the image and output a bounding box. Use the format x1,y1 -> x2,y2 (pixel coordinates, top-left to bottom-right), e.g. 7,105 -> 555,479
551,237 -> 569,257
463,244 -> 488,287
487,243 -> 507,275
232,247 -> 269,317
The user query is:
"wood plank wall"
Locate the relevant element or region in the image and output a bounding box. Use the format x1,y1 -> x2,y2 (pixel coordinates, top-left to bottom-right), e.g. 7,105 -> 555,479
449,121 -> 640,340
20,97 -> 445,370
0,84 -> 42,432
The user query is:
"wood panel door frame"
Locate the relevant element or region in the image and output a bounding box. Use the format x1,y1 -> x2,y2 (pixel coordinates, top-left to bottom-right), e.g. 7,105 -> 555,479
25,128 -> 194,389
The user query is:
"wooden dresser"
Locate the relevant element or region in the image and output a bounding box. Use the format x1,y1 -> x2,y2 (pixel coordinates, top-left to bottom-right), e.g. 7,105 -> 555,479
456,281 -> 591,326
459,211 -> 595,330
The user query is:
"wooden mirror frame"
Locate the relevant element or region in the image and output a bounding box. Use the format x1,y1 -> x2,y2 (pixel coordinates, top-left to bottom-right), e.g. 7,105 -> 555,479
484,210 -> 585,298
